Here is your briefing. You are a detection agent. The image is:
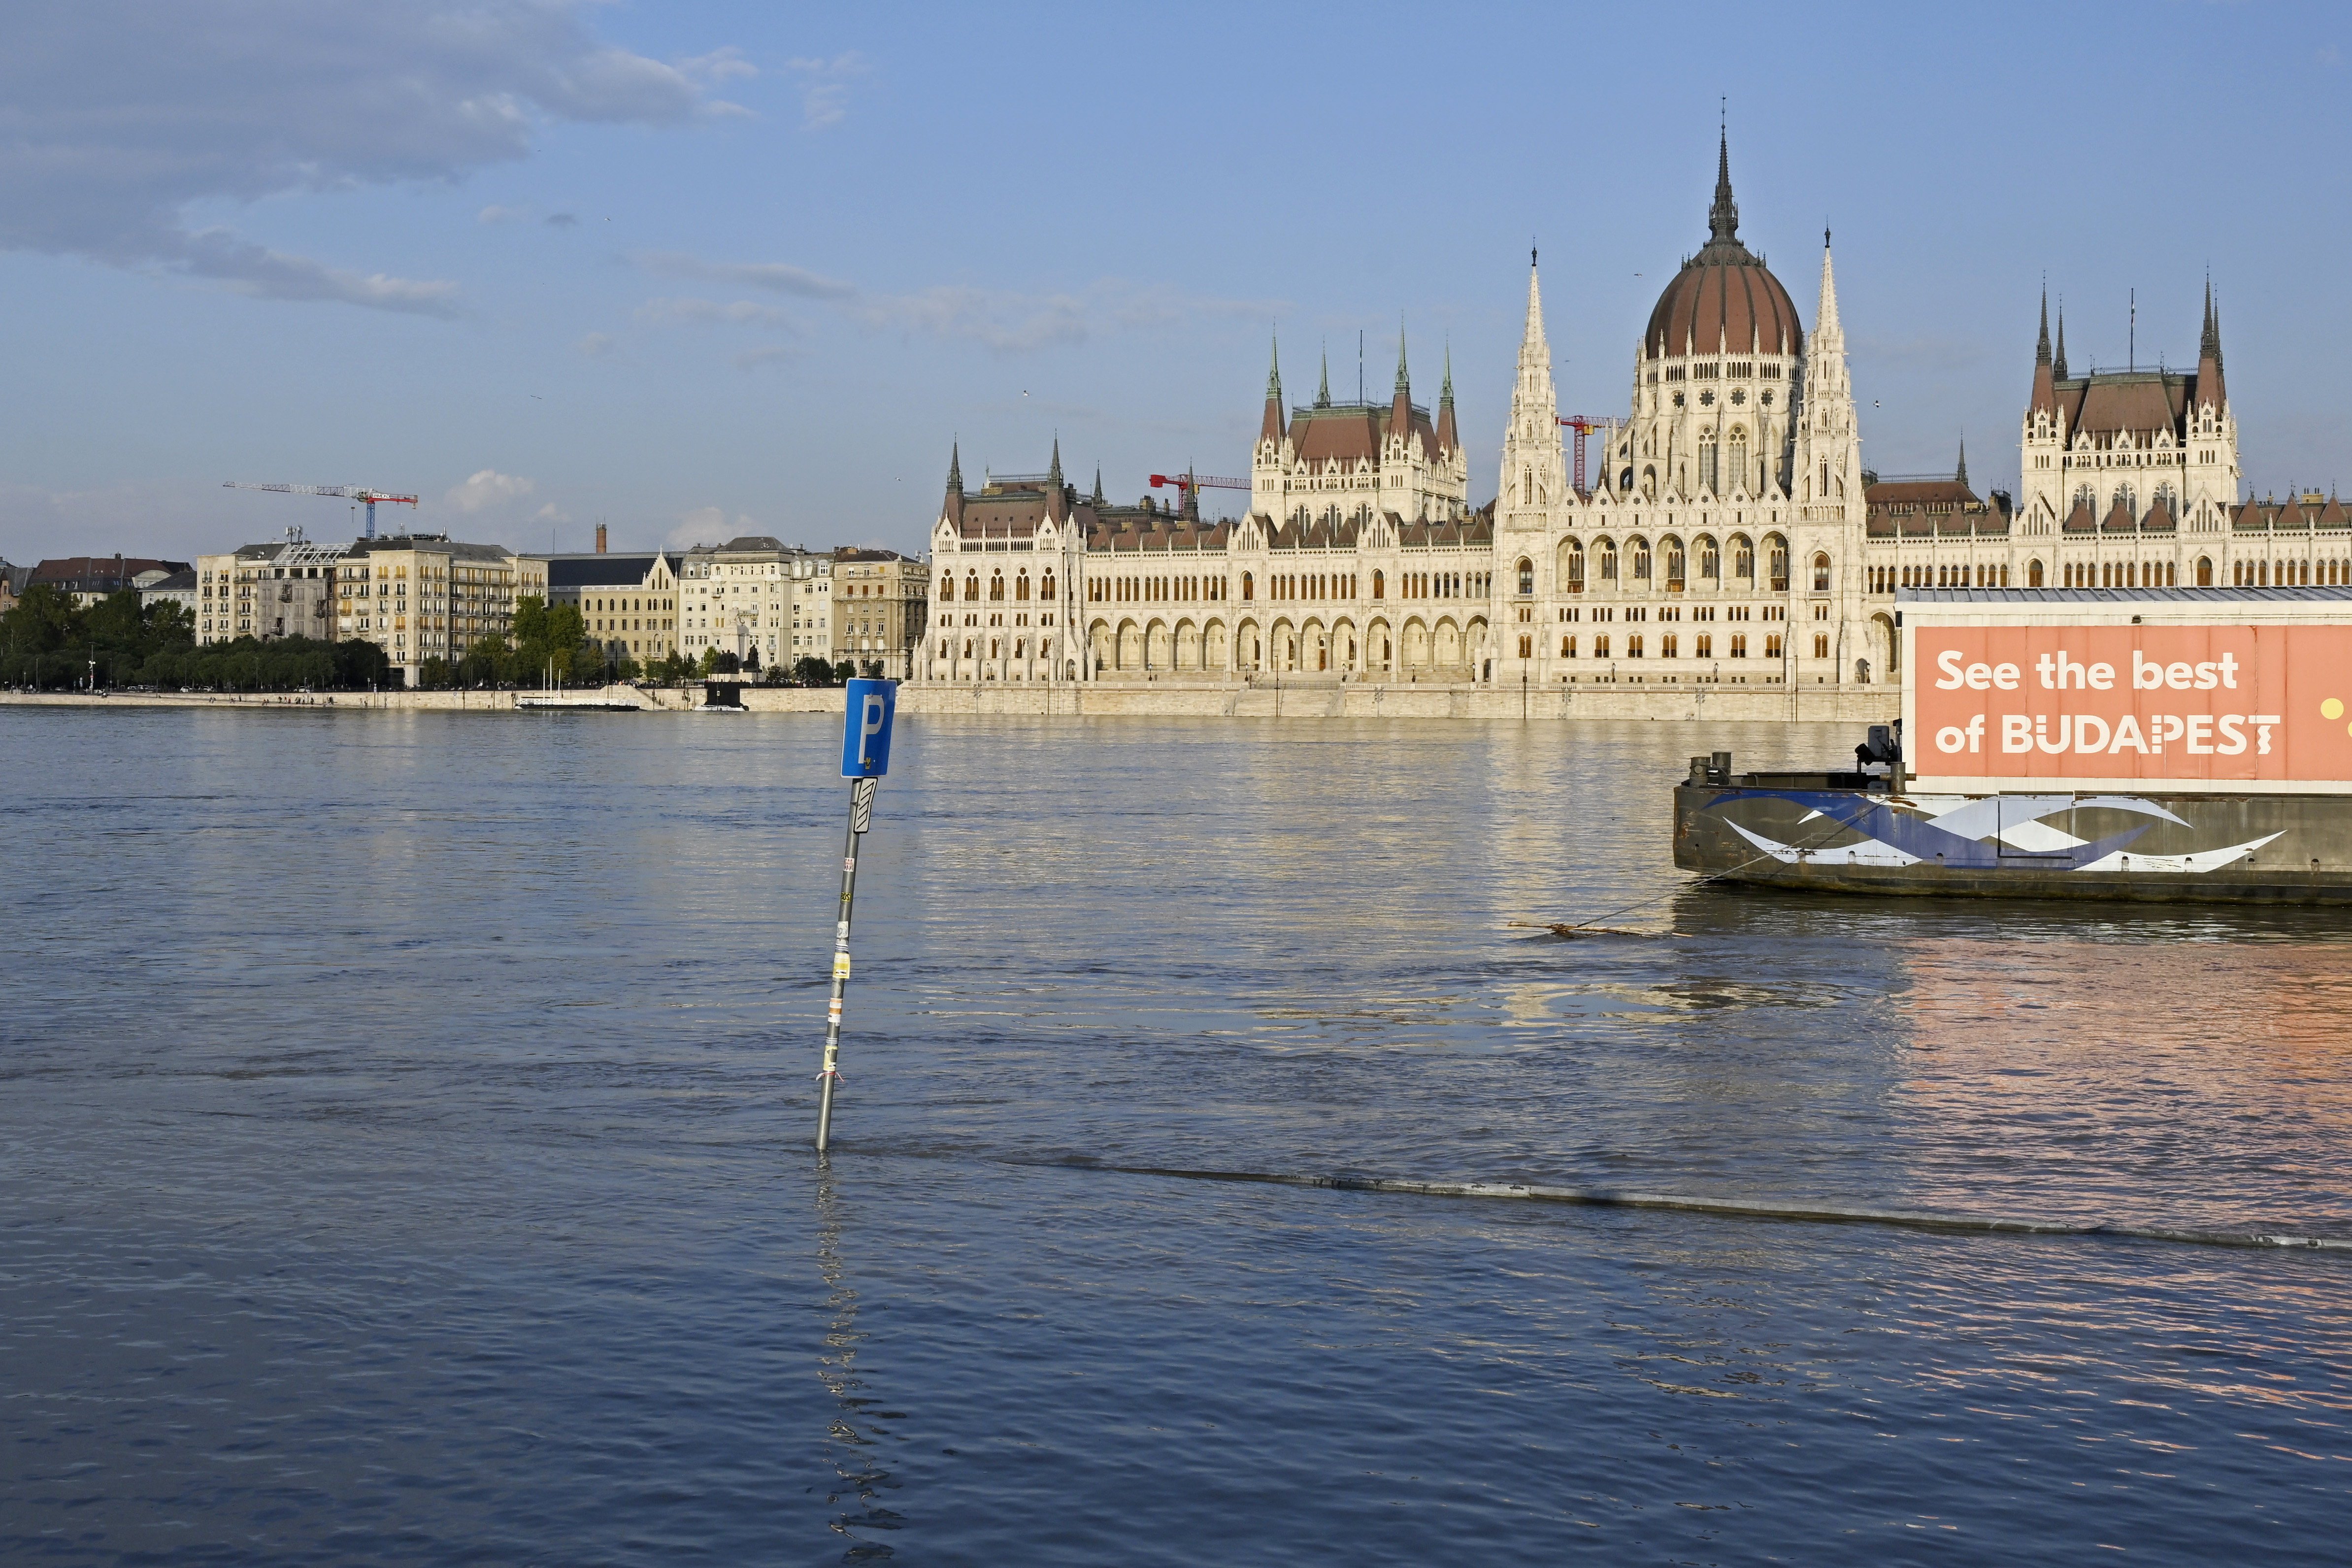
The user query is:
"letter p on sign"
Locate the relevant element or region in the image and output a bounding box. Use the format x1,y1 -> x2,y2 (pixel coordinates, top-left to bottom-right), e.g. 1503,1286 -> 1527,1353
840,678 -> 897,778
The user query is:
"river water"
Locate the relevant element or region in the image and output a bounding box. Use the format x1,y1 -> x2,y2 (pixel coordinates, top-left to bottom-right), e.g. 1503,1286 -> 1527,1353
2,705 -> 2346,1564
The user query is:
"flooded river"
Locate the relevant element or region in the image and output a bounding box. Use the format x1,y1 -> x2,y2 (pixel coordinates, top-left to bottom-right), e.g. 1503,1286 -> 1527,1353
3,706 -> 2346,1563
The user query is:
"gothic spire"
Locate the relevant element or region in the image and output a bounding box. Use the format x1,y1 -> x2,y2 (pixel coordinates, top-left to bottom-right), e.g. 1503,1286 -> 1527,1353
1260,333 -> 1288,445
1316,344 -> 1331,407
1706,127 -> 1739,246
2030,290 -> 2058,416
1956,435 -> 1969,490
2201,277 -> 2221,365
1047,435 -> 1062,487
1440,341 -> 1454,407
1393,323 -> 1410,395
2036,288 -> 2052,367
2197,276 -> 2227,410
2054,303 -> 2068,380
1435,340 -> 1458,456
946,440 -> 962,492
1521,254 -> 1550,358
1092,465 -> 1104,504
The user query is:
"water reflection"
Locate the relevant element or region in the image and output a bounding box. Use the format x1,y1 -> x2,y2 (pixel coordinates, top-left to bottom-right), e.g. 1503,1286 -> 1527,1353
813,1160 -> 902,1561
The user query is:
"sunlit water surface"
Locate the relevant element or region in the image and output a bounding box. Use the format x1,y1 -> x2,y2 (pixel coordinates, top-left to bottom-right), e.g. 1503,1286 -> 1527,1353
2,706 -> 2347,1564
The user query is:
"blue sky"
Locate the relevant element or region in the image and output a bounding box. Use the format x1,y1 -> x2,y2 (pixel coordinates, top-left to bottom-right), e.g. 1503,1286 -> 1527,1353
3,1 -> 2348,566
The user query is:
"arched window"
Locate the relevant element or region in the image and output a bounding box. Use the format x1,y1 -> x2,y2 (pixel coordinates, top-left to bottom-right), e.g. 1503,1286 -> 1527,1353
1517,557 -> 1534,596
1698,534 -> 1720,579
2073,484 -> 2096,514
1566,544 -> 1586,592
1813,552 -> 1831,593
1041,571 -> 1056,600
1598,538 -> 1619,581
2028,558 -> 2044,588
1015,571 -> 1030,601
1371,569 -> 1384,600
964,571 -> 981,601
989,570 -> 1005,601
1732,534 -> 1755,581
1698,430 -> 1719,496
1664,536 -> 1687,590
2114,484 -> 2136,518
1766,536 -> 1789,592
1241,572 -> 1255,601
1631,537 -> 1652,580
1728,428 -> 1749,496
938,573 -> 955,601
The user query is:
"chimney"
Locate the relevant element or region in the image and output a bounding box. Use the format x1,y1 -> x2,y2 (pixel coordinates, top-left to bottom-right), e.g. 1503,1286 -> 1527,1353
595,524 -> 608,554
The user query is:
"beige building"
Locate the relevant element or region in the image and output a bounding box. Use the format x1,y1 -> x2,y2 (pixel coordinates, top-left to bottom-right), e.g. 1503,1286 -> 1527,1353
831,548 -> 928,677
334,533 -> 545,686
679,535 -> 831,670
197,534 -> 346,646
531,549 -> 682,667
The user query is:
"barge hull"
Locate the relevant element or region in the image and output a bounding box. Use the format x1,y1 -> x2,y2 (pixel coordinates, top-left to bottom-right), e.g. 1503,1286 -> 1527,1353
1673,781 -> 2352,905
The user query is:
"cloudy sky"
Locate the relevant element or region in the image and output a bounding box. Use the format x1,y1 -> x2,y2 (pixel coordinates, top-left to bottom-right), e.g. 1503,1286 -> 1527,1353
3,1 -> 2349,565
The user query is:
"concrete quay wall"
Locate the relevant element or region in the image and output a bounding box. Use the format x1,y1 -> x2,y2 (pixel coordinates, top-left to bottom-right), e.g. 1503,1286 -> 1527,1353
0,682 -> 1901,724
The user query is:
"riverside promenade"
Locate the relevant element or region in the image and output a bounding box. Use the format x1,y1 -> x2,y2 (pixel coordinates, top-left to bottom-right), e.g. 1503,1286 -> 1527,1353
0,680 -> 1899,722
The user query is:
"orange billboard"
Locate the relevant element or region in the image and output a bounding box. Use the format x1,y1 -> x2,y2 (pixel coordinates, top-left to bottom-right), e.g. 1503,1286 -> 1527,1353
1909,622 -> 2352,787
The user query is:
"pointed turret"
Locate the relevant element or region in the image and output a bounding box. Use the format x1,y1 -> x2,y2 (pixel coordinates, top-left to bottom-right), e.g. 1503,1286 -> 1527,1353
1793,232 -> 1861,520
1706,128 -> 1739,247
1389,325 -> 1414,445
1260,334 -> 1286,444
2197,277 -> 2227,412
1092,466 -> 1104,505
1497,254 -> 1564,515
2030,289 -> 2057,416
2054,304 -> 2069,381
1045,436 -> 1067,522
1955,436 -> 1969,490
944,440 -> 965,526
1435,342 -> 1458,456
1316,345 -> 1331,407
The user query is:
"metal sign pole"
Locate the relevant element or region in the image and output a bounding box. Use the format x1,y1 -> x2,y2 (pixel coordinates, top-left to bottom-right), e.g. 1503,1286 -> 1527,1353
816,677 -> 897,1153
815,775 -> 875,1152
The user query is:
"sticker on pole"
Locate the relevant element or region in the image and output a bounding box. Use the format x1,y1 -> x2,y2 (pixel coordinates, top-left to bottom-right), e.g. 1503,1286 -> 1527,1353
840,678 -> 897,779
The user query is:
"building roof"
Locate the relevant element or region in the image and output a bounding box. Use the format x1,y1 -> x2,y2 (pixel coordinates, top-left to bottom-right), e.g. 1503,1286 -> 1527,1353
1642,133 -> 1801,359
534,552 -> 679,589
1902,585 -> 2352,604
346,534 -> 519,564
30,555 -> 190,593
146,568 -> 199,592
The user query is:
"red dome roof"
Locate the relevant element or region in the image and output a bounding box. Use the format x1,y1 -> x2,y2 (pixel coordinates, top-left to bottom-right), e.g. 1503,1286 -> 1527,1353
1643,135 -> 1802,360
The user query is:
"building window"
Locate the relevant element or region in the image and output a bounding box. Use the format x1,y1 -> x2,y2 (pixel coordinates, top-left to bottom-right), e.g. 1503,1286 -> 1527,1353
1517,557 -> 1533,596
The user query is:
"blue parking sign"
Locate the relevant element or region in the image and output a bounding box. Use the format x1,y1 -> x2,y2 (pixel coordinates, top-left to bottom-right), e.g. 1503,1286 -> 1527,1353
840,678 -> 896,778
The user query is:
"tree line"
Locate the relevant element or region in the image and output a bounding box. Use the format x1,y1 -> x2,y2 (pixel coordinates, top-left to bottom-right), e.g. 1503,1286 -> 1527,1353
2,583 -> 884,692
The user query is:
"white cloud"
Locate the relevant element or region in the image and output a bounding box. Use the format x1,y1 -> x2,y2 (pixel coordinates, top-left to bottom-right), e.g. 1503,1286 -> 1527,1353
681,46 -> 759,85
0,2 -> 739,314
667,505 -> 768,548
445,469 -> 535,513
477,204 -> 526,225
636,252 -> 857,300
637,296 -> 797,329
578,332 -> 614,357
633,252 -> 1285,358
786,53 -> 867,130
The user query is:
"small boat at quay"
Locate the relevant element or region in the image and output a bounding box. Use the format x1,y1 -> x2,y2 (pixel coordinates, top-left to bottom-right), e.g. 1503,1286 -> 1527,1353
1673,587 -> 2352,904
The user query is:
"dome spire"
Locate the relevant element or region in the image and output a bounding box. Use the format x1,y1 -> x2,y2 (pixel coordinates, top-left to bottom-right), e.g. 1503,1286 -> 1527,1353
1316,342 -> 1331,407
1707,124 -> 1739,246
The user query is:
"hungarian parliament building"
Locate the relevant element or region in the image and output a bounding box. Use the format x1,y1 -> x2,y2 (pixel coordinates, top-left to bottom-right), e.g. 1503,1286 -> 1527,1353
920,136 -> 2331,690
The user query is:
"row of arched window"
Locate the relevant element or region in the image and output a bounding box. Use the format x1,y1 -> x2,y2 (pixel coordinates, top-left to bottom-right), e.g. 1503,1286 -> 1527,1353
940,568 -> 1056,602
1555,532 -> 1789,593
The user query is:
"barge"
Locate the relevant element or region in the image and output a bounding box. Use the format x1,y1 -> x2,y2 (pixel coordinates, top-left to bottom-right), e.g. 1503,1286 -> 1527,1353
1673,587 -> 2352,904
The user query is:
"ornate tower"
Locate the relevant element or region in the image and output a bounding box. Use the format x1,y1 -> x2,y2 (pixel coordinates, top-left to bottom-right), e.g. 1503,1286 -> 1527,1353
1498,257 -> 1565,521
1790,232 -> 1868,682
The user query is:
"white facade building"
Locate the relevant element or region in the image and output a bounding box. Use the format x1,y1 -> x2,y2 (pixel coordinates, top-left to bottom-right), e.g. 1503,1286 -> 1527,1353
921,136 -> 2336,695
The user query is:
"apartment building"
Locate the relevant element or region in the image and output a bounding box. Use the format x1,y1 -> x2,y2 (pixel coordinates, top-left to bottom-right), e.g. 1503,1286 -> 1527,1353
334,533 -> 547,686
533,549 -> 683,667
196,535 -> 345,645
830,547 -> 929,678
678,535 -> 829,669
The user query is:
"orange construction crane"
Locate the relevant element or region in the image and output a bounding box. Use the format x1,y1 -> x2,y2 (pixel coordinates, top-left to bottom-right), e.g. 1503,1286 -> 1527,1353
224,481 -> 419,539
1555,417 -> 1613,499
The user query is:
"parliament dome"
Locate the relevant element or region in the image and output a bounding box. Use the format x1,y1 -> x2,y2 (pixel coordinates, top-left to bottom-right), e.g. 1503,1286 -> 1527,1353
1642,136 -> 1802,361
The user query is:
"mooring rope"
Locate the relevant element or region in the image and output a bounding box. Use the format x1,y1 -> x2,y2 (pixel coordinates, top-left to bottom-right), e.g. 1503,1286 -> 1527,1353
1081,1164 -> 2352,1255
1511,796 -> 1861,936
